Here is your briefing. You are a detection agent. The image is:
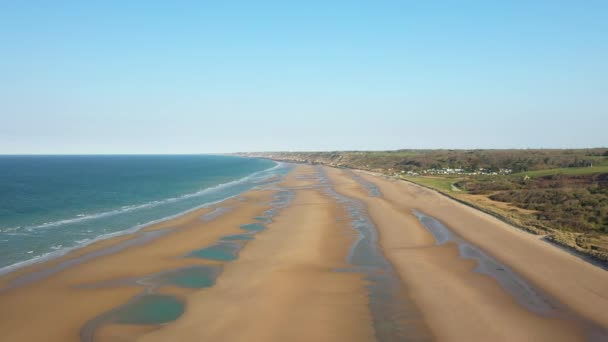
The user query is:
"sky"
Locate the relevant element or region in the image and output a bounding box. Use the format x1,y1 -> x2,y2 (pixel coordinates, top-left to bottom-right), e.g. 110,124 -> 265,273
1,1 -> 607,154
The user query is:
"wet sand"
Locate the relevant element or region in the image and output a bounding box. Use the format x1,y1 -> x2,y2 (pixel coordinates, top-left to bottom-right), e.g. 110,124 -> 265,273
0,189 -> 277,341
324,166 -> 608,341
0,165 -> 378,342
138,166 -> 375,342
1,162 -> 606,342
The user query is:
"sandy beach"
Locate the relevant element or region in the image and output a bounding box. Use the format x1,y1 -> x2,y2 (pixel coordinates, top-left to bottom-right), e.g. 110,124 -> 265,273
137,166 -> 375,342
0,187 -> 279,341
325,167 -> 608,341
0,165 -> 377,342
0,163 -> 606,341
4,1 -> 606,340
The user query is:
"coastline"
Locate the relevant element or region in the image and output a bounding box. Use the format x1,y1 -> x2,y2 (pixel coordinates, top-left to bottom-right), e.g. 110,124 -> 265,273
0,164 -> 387,341
0,187 -> 278,341
1,161 -> 606,341
137,165 -> 377,342
0,160 -> 285,277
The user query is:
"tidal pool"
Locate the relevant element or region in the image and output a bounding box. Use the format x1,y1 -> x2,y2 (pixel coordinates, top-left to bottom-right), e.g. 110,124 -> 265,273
188,242 -> 241,261
222,233 -> 254,241
148,265 -> 222,289
240,223 -> 266,232
253,216 -> 272,223
112,294 -> 184,325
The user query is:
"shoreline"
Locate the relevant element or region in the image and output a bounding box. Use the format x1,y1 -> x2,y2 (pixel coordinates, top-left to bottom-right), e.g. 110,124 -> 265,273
137,165 -> 378,342
2,161 -> 606,341
0,160 -> 285,277
0,164 -> 394,341
0,185 -> 280,341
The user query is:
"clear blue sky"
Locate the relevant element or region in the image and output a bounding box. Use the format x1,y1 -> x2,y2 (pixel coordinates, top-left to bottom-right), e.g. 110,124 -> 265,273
1,1 -> 607,153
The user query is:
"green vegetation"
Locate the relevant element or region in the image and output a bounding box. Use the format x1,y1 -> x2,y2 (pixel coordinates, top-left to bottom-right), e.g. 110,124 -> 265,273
459,174 -> 608,233
402,176 -> 461,193
241,148 -> 608,174
239,149 -> 608,264
514,165 -> 608,178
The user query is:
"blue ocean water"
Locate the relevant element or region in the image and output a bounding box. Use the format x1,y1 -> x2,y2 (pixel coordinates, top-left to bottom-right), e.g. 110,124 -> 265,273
0,155 -> 287,274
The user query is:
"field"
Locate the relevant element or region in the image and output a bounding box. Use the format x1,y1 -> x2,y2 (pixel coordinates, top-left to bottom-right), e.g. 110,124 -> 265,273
401,176 -> 462,193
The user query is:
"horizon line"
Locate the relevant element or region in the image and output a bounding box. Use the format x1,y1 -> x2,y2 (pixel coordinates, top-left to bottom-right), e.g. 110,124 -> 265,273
1,147 -> 607,156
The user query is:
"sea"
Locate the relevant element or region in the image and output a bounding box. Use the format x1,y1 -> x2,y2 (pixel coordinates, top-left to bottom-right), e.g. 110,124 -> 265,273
0,155 -> 287,275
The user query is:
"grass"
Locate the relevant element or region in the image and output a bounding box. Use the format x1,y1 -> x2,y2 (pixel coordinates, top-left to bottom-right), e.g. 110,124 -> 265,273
401,176 -> 462,193
512,165 -> 608,178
